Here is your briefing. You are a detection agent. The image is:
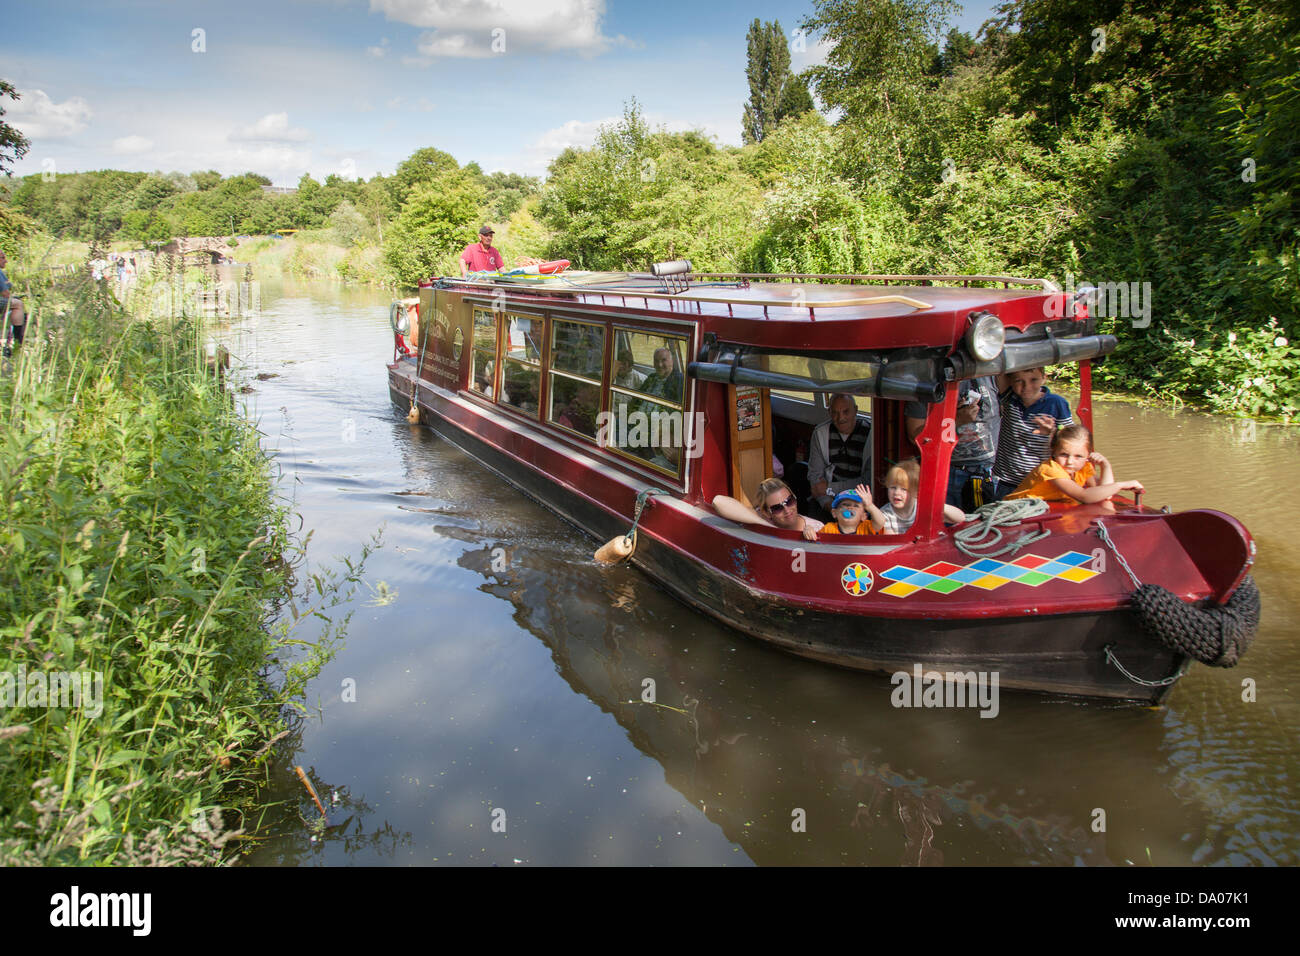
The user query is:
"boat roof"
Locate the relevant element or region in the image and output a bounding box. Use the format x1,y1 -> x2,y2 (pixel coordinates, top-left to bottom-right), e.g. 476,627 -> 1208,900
442,271 -> 1072,350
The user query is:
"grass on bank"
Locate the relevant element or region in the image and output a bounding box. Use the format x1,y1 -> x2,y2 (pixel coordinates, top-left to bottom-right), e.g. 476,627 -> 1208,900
0,270 -> 361,864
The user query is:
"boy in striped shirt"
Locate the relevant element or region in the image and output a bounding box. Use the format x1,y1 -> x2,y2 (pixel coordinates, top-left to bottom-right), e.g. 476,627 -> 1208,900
992,367 -> 1073,500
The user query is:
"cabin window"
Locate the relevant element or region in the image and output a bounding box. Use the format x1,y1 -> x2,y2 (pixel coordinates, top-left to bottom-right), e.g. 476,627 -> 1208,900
470,308 -> 498,399
607,329 -> 690,477
610,330 -> 687,407
501,312 -> 542,414
548,319 -> 605,440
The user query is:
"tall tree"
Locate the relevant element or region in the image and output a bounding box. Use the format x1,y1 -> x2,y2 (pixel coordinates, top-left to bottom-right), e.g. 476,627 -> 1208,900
802,0 -> 958,165
1,79 -> 32,175
742,20 -> 803,145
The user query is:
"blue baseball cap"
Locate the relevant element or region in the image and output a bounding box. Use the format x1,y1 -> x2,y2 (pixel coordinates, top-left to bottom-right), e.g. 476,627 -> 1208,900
831,490 -> 864,509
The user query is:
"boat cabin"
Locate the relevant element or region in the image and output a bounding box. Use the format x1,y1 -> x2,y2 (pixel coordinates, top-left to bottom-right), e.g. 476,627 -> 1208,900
397,269 -> 1115,541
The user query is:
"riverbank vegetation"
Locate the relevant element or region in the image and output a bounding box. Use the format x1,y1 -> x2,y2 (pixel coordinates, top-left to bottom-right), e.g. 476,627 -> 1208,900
2,1 -> 1295,418
0,267 -> 361,863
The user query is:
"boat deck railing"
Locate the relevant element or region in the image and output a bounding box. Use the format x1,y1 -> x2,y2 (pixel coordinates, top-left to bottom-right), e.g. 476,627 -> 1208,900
443,271 -> 1059,320
690,272 -> 1059,290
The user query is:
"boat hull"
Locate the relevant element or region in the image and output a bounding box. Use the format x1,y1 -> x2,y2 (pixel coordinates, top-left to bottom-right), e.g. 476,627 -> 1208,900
390,363 -> 1191,704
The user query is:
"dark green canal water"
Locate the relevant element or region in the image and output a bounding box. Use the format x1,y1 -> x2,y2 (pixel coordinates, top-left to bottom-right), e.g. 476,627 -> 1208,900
229,277 -> 1298,866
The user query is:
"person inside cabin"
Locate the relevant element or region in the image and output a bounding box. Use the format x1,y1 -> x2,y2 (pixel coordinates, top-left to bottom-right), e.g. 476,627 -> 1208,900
554,382 -> 601,437
905,376 -> 1001,511
1004,425 -> 1144,507
817,485 -> 880,537
0,250 -> 27,357
712,477 -> 824,541
638,347 -> 683,404
614,348 -> 645,390
460,225 -> 504,277
807,393 -> 872,518
991,367 -> 1073,500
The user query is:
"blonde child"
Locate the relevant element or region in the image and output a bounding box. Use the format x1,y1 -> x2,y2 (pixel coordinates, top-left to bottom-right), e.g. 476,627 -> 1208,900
872,460 -> 967,534
1006,425 -> 1144,505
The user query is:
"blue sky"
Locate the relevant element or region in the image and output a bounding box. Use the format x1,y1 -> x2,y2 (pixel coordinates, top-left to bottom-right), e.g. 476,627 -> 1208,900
2,0 -> 1002,185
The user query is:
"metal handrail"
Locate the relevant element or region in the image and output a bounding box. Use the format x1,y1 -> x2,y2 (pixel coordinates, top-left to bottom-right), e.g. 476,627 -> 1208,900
445,276 -> 935,317
689,272 -> 1060,290
440,270 -> 1061,320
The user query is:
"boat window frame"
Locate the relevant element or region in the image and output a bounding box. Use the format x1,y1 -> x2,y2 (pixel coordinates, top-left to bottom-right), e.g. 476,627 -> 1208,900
546,316 -> 607,443
497,308 -> 546,420
602,323 -> 693,481
459,294 -> 697,491
469,306 -> 501,400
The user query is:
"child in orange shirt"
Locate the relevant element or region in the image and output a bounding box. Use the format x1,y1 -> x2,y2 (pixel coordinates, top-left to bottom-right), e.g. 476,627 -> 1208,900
1006,425 -> 1144,504
818,483 -> 881,536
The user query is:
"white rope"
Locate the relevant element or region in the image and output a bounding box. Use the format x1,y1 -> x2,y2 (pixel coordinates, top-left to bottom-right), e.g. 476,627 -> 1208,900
953,497 -> 1051,559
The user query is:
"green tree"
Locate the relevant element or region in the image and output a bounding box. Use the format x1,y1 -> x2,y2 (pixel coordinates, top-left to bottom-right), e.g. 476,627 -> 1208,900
391,146 -> 460,204
742,20 -> 811,145
0,79 -> 31,175
802,0 -> 959,166
329,200 -> 369,247
383,170 -> 485,287
541,102 -> 759,270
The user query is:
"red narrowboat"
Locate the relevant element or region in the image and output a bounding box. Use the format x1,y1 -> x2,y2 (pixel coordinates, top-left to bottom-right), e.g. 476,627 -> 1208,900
387,267 -> 1259,703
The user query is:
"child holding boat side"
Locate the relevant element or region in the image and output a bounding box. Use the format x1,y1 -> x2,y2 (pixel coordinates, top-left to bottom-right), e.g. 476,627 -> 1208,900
872,461 -> 968,534
1005,425 -> 1144,505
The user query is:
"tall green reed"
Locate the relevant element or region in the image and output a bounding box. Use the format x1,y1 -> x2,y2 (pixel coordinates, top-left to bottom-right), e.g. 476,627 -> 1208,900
1,264 -> 360,864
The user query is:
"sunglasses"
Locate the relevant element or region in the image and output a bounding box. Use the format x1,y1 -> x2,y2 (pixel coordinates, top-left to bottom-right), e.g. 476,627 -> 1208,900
765,495 -> 797,514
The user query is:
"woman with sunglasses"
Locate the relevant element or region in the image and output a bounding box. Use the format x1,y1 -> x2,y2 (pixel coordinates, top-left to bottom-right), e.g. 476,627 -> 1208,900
712,477 -> 823,541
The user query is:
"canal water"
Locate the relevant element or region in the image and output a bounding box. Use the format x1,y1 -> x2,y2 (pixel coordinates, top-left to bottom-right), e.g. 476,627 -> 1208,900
229,277 -> 1298,866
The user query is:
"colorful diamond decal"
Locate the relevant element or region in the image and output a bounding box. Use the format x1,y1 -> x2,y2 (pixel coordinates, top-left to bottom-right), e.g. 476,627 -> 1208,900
878,551 -> 1102,599
842,563 -> 875,597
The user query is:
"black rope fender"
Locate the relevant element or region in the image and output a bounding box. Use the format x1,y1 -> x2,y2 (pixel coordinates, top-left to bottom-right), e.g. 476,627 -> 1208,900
1095,520 -> 1260,669
1129,575 -> 1260,668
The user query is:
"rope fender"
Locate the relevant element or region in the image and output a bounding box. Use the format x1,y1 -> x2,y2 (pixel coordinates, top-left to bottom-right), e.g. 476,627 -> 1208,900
1129,575 -> 1260,667
1094,519 -> 1260,669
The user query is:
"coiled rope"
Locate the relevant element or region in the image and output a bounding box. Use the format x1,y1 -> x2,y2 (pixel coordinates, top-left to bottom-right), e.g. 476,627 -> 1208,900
1095,520 -> 1259,671
953,497 -> 1051,559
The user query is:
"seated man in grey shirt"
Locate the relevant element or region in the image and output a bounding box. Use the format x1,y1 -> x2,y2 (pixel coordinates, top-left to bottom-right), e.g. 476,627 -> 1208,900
807,393 -> 872,516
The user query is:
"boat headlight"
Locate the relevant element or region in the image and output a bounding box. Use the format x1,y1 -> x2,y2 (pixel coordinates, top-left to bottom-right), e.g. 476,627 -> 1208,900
966,311 -> 1005,362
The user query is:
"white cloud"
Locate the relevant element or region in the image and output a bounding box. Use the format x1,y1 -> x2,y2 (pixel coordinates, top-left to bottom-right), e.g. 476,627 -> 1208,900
792,35 -> 835,72
7,89 -> 92,139
366,37 -> 390,57
371,0 -> 628,58
229,112 -> 310,143
112,134 -> 154,154
531,116 -> 618,154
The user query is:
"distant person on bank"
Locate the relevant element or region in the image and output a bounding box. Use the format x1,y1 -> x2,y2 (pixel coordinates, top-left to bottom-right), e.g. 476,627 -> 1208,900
0,250 -> 27,356
460,225 -> 503,277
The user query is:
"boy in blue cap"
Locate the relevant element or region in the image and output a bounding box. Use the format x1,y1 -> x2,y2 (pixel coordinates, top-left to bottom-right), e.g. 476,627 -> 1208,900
819,483 -> 881,536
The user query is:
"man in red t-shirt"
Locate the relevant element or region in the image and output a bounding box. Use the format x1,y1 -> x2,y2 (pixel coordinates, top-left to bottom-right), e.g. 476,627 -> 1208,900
460,225 -> 503,277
